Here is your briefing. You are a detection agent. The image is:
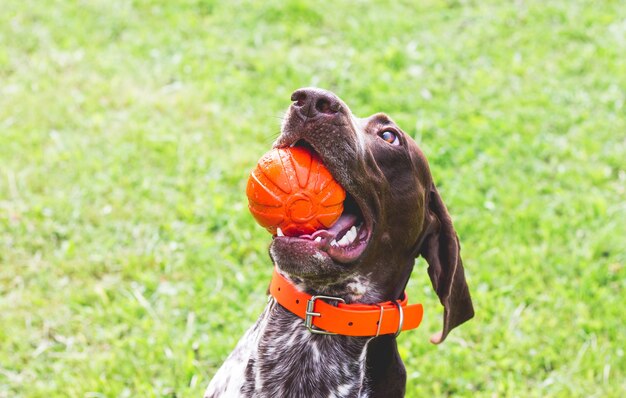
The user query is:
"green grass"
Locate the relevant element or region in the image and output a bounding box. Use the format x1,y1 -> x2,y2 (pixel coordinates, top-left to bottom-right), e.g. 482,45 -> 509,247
1,0 -> 625,396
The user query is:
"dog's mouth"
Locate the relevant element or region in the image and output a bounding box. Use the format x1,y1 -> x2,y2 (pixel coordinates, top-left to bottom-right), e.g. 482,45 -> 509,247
272,140 -> 372,264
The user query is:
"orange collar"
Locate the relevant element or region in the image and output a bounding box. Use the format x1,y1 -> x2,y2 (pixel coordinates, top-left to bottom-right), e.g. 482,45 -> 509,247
269,268 -> 423,337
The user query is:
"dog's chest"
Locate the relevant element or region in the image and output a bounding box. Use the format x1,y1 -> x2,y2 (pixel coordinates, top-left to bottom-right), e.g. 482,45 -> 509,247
205,302 -> 371,398
204,304 -> 271,397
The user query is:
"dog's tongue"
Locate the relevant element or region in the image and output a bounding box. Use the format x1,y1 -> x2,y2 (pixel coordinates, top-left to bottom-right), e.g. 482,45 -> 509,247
326,213 -> 357,235
300,214 -> 357,241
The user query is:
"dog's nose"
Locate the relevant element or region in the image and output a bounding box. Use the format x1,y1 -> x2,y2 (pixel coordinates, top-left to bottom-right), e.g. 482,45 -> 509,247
291,88 -> 342,119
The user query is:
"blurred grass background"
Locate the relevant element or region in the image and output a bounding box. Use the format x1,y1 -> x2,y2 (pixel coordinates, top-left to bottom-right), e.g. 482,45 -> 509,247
1,0 -> 625,397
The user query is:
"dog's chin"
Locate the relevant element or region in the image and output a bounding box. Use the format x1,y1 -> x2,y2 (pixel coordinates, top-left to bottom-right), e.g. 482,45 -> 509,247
270,239 -> 339,279
269,221 -> 370,280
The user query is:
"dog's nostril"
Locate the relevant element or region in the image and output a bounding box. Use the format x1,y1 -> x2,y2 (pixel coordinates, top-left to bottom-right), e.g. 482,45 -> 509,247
315,98 -> 338,114
291,89 -> 341,118
291,92 -> 307,107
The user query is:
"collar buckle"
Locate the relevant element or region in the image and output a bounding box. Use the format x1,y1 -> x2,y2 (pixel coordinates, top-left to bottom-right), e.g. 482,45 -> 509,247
304,295 -> 346,335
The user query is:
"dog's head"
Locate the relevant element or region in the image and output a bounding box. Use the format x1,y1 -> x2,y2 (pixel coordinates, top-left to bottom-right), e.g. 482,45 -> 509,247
270,87 -> 473,343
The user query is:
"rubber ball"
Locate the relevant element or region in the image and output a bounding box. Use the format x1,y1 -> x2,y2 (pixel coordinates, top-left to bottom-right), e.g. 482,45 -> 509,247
246,146 -> 345,236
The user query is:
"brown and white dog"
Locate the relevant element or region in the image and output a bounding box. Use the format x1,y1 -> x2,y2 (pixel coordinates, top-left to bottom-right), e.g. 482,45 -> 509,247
205,88 -> 474,398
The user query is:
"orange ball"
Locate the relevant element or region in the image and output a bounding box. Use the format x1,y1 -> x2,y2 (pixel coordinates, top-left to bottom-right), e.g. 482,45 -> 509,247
246,146 -> 346,236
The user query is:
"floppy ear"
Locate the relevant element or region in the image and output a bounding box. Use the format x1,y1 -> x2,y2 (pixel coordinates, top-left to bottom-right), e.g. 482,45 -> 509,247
419,184 -> 474,344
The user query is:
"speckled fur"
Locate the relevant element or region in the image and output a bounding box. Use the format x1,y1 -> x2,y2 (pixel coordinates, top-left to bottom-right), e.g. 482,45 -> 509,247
205,299 -> 372,398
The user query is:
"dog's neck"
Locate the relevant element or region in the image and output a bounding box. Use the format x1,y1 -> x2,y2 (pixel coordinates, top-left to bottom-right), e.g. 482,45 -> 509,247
280,259 -> 413,305
241,300 -> 373,397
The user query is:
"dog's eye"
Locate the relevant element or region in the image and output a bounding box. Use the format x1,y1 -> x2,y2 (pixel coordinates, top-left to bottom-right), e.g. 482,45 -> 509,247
379,130 -> 400,145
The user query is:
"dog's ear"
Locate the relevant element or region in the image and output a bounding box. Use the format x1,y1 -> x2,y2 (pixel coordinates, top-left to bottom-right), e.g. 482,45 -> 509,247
419,184 -> 474,344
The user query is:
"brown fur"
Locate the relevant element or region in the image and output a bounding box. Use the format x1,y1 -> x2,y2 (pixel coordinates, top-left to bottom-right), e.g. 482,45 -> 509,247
206,88 -> 473,397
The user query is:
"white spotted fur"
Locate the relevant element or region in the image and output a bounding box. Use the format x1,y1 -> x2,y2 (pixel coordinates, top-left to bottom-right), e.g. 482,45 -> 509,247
205,302 -> 273,396
205,298 -> 373,398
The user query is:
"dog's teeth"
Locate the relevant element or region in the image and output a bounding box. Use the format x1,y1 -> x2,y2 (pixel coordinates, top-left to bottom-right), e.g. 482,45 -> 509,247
330,239 -> 338,247
337,235 -> 350,246
314,236 -> 322,243
277,228 -> 284,237
347,226 -> 357,242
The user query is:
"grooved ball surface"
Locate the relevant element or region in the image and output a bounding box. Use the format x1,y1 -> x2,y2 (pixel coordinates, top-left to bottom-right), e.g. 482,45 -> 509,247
246,147 -> 345,236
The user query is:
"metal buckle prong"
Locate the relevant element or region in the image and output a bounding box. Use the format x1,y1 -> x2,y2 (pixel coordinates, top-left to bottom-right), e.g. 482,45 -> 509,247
393,301 -> 404,337
305,295 -> 346,335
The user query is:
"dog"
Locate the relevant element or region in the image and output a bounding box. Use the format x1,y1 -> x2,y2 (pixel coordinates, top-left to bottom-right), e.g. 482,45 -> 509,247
205,88 -> 474,397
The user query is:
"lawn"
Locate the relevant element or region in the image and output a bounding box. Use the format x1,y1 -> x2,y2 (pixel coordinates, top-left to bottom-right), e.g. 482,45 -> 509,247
1,0 -> 625,397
